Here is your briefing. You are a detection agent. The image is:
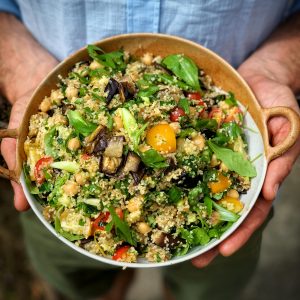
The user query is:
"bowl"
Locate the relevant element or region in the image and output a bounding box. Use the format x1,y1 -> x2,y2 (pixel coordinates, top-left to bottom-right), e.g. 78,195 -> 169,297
1,33 -> 299,268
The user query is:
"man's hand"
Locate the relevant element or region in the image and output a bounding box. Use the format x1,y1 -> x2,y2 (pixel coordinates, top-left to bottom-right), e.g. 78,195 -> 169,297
192,12 -> 300,268
0,13 -> 58,210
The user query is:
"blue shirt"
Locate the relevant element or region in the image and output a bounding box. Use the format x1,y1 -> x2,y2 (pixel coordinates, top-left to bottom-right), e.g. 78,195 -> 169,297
1,0 -> 300,67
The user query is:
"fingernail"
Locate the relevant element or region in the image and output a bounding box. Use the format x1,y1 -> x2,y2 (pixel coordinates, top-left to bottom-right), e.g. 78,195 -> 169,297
273,184 -> 279,195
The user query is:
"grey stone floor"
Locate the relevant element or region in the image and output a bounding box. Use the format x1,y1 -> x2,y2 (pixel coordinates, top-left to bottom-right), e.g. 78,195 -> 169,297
1,159 -> 299,300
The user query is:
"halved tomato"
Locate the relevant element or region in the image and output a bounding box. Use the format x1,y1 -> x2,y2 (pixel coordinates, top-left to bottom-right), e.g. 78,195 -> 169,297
112,245 -> 130,261
34,156 -> 53,184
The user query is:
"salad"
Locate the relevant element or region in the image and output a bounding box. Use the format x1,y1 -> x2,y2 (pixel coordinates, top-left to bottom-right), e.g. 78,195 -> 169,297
24,46 -> 256,263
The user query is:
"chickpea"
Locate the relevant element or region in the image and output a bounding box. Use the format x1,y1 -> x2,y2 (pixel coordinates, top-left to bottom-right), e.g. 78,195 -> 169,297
51,89 -> 63,105
227,189 -> 239,199
75,172 -> 87,186
62,181 -> 79,197
141,53 -> 153,65
192,134 -> 205,150
52,114 -> 68,125
220,162 -> 229,172
40,97 -> 51,112
65,85 -> 78,100
68,137 -> 81,151
127,196 -> 143,213
137,222 -> 151,235
113,114 -> 123,130
89,60 -> 103,70
210,154 -> 219,167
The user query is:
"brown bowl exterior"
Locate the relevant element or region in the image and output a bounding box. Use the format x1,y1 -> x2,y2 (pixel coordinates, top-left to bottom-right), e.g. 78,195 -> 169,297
13,33 -> 299,179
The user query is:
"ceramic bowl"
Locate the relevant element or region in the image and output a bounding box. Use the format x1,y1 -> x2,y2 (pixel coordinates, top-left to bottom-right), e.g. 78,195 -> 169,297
1,34 -> 299,268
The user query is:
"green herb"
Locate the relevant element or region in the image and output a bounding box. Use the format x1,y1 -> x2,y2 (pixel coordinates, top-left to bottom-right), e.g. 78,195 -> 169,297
106,113 -> 114,131
191,119 -> 218,131
106,206 -> 136,246
48,174 -> 69,206
188,185 -> 203,207
91,92 -> 105,101
137,85 -> 159,98
178,128 -> 196,138
77,202 -> 99,217
225,92 -> 238,107
89,68 -> 109,78
67,110 -> 97,137
139,149 -> 169,169
207,141 -> 256,177
167,186 -> 183,204
192,228 -> 210,246
212,200 -> 239,222
204,196 -> 212,216
178,98 -> 190,114
162,54 -> 201,91
51,161 -> 79,173
44,126 -> 57,158
79,219 -> 86,226
69,72 -> 90,85
55,209 -> 84,241
87,45 -> 126,72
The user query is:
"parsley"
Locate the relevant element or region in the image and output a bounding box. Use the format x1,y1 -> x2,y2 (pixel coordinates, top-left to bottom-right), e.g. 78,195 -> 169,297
139,149 -> 169,169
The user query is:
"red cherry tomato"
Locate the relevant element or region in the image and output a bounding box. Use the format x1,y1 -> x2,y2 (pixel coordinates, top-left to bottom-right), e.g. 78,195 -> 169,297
112,245 -> 130,261
92,212 -> 110,233
169,107 -> 186,122
187,92 -> 202,101
34,157 -> 53,184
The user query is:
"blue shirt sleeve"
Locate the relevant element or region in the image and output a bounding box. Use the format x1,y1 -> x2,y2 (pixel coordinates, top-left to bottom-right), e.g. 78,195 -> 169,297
0,0 -> 21,19
288,0 -> 300,15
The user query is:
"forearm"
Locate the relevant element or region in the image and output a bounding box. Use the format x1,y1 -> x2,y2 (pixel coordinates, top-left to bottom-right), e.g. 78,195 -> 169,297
239,12 -> 300,94
0,13 -> 58,104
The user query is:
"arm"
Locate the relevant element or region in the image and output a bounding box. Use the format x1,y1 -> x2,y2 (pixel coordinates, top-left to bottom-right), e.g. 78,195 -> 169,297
0,13 -> 58,210
193,12 -> 300,267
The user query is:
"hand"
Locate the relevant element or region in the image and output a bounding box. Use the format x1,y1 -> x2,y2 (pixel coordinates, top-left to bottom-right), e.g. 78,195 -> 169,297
192,73 -> 300,268
1,62 -> 58,211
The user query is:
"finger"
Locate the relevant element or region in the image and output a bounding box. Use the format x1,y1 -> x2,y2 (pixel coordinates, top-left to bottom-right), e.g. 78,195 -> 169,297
218,197 -> 272,257
192,247 -> 219,268
11,181 -> 30,211
262,139 -> 300,201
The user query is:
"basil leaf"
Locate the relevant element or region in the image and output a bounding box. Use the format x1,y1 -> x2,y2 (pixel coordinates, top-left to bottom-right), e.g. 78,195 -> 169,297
207,141 -> 256,177
67,110 -> 97,137
178,98 -> 190,114
191,119 -> 218,131
107,206 -> 136,246
87,45 -> 126,72
162,54 -> 200,91
167,186 -> 183,204
192,228 -> 210,246
139,149 -> 169,169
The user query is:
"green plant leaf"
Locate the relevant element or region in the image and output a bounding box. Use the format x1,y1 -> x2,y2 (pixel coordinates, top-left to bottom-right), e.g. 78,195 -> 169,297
51,161 -> 79,173
207,141 -> 256,177
67,110 -> 97,137
139,149 -> 169,169
44,126 -> 58,158
212,201 -> 239,222
178,98 -> 190,114
162,54 -> 200,91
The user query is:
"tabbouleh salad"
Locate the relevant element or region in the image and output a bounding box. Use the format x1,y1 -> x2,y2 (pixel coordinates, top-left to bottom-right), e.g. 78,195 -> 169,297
24,45 -> 256,263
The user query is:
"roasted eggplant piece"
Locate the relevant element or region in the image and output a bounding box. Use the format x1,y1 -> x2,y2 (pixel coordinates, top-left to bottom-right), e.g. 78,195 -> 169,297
104,136 -> 124,158
101,156 -> 122,174
131,167 -> 145,185
93,127 -> 110,154
122,152 -> 140,174
105,78 -> 119,104
105,78 -> 135,104
152,231 -> 183,248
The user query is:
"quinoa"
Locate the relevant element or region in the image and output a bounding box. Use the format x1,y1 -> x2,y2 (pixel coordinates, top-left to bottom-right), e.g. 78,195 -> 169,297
24,46 -> 256,263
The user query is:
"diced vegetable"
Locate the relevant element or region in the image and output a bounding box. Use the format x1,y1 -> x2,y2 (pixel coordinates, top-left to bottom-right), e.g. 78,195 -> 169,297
208,173 -> 231,194
51,161 -> 79,173
34,157 -> 54,184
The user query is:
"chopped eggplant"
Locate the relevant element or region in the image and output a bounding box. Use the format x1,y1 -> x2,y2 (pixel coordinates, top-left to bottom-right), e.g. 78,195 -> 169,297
105,78 -> 119,104
101,156 -> 122,174
61,103 -> 76,115
119,81 -> 135,101
104,136 -> 124,158
122,152 -> 140,175
152,231 -> 183,248
131,167 -> 145,185
93,127 -> 109,154
85,124 -> 105,144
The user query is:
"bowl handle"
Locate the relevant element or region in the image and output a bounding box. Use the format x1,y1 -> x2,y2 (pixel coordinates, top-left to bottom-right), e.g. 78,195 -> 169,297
263,107 -> 300,162
0,128 -> 19,182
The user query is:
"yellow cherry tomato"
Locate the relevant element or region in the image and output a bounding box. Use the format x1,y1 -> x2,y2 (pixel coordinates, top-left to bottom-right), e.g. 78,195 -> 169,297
208,173 -> 231,194
146,124 -> 176,153
218,196 -> 244,213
